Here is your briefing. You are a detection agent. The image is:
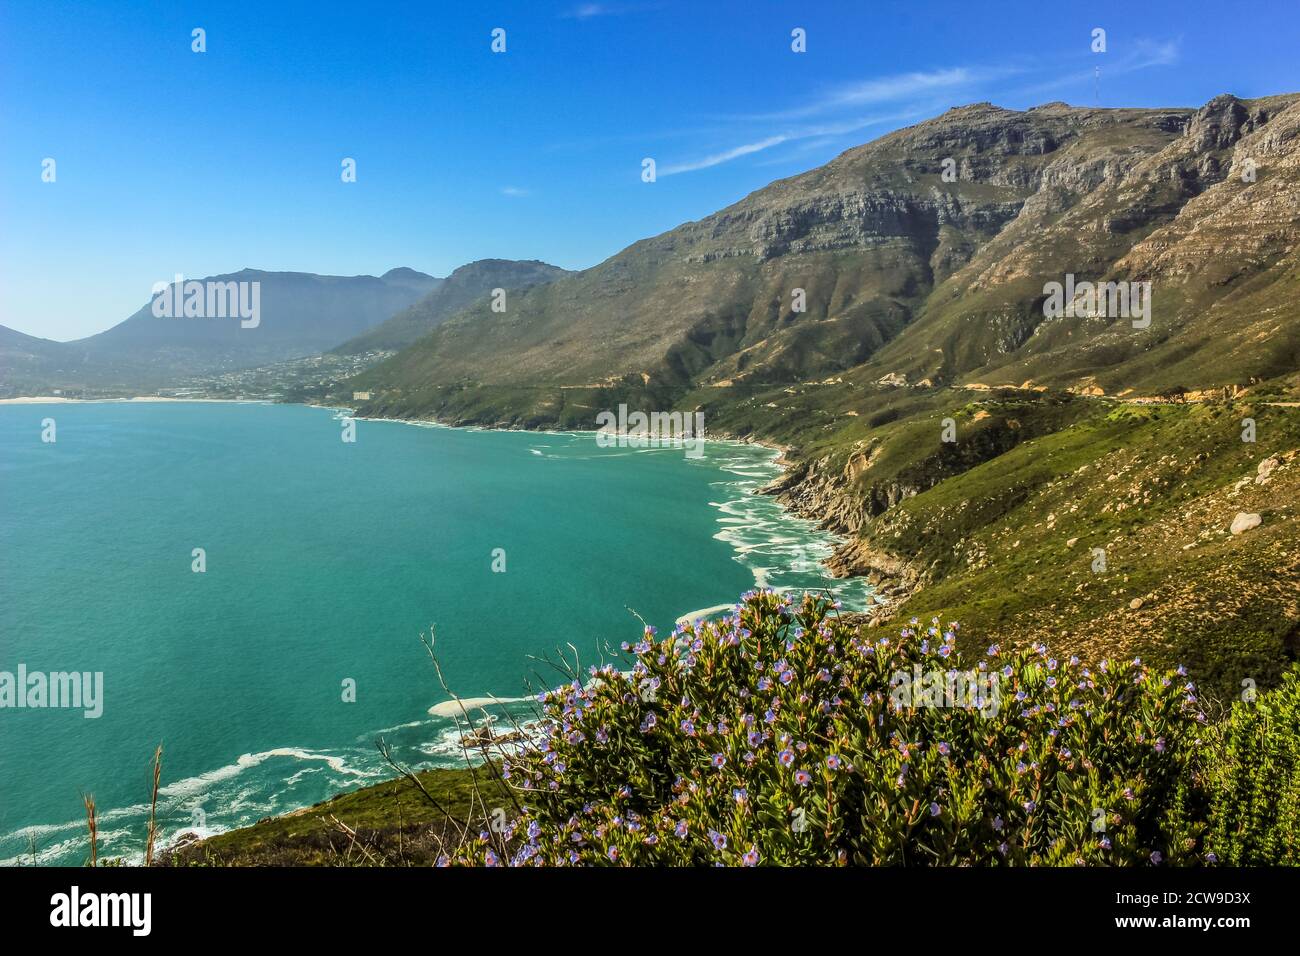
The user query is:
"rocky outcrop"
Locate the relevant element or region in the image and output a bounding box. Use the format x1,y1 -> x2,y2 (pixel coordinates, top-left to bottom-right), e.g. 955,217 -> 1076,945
760,456 -> 870,536
760,453 -> 925,615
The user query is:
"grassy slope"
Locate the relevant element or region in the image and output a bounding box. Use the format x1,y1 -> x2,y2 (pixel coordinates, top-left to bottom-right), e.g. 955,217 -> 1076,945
674,374 -> 1300,702
880,401 -> 1300,694
165,765 -> 508,867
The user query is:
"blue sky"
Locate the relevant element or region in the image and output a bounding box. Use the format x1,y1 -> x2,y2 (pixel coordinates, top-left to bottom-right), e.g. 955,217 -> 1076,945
2,0 -> 1297,341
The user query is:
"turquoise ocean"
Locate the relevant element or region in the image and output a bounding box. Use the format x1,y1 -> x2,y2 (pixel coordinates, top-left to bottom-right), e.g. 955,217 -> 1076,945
0,402 -> 870,865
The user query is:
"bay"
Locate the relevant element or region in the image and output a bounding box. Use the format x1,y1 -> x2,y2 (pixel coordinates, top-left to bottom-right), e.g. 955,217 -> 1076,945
0,402 -> 870,864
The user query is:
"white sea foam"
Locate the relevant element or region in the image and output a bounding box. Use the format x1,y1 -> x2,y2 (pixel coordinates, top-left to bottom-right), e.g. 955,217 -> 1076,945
691,445 -> 873,612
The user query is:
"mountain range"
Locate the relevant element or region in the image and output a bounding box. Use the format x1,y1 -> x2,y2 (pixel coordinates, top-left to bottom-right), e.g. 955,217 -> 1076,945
349,92 -> 1300,424
0,261 -> 569,394
339,91 -> 1299,689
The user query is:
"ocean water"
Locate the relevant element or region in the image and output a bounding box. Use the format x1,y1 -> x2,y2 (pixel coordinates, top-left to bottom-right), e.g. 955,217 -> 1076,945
0,402 -> 870,865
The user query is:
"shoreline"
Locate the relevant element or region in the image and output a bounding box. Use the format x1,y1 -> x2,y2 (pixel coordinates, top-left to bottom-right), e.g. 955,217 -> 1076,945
327,400 -> 911,614
0,396 -> 270,405
4,390 -> 911,609
3,399 -> 883,864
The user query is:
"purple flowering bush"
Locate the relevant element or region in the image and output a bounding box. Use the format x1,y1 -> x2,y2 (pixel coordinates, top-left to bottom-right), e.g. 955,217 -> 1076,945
456,590 -> 1209,866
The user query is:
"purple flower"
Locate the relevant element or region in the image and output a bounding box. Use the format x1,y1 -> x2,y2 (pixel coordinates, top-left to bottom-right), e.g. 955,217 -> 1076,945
674,820 -> 688,838
743,846 -> 760,866
779,749 -> 795,767
709,829 -> 727,851
929,802 -> 941,817
711,752 -> 726,769
794,770 -> 812,787
826,754 -> 842,770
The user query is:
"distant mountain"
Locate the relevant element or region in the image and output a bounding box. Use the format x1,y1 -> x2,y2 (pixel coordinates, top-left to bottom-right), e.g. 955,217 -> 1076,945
352,92 -> 1300,423
0,324 -> 73,394
78,267 -> 440,365
1,268 -> 440,392
0,322 -> 65,358
334,259 -> 570,354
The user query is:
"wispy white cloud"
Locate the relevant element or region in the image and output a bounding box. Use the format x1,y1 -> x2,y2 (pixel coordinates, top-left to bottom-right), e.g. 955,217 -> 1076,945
659,111 -> 916,176
561,3 -> 656,19
751,136 -> 846,168
1007,37 -> 1183,100
656,64 -> 1001,176
659,135 -> 790,176
1127,37 -> 1182,69
564,3 -> 609,18
756,66 -> 1018,121
499,186 -> 531,197
648,38 -> 1180,179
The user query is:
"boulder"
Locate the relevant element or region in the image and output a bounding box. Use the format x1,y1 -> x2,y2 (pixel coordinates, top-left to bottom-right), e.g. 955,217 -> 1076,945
1230,512 -> 1262,535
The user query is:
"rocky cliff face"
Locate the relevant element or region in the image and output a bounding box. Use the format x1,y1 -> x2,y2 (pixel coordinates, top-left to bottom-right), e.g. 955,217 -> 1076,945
759,454 -> 917,610
361,92 -> 1298,416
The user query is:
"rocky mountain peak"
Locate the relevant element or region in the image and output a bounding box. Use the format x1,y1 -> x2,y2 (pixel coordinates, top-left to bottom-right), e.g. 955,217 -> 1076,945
1187,94 -> 1251,150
